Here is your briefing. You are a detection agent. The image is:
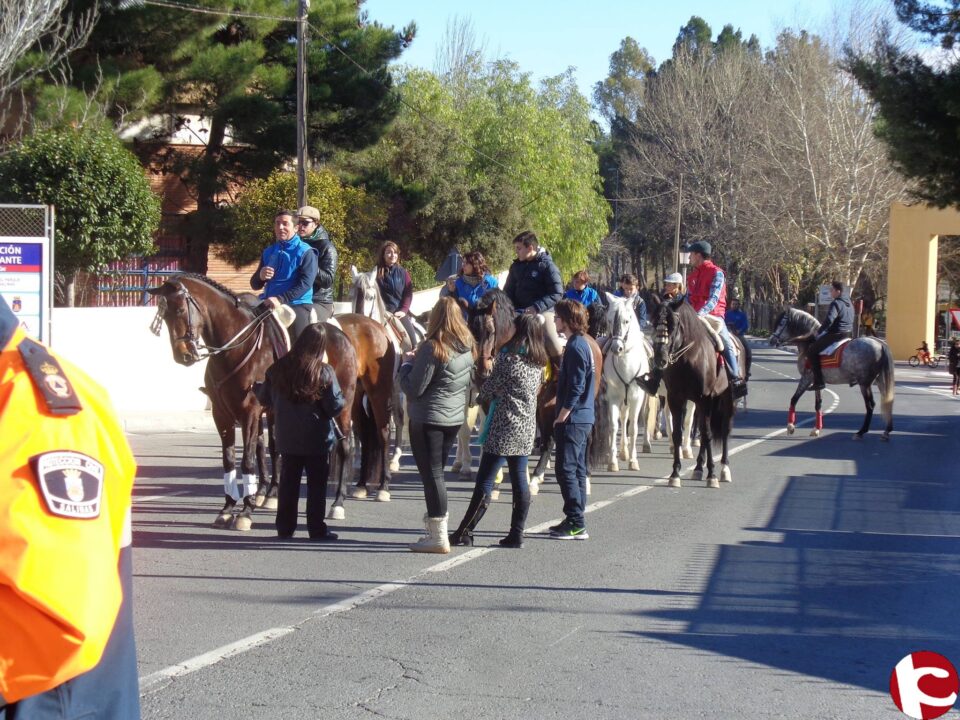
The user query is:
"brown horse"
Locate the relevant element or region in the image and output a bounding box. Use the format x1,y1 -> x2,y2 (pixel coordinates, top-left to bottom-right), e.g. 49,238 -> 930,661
651,295 -> 735,489
148,275 -> 391,527
332,313 -> 397,510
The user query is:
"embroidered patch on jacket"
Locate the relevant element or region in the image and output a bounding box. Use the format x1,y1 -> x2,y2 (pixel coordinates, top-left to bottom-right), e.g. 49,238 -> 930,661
30,451 -> 104,519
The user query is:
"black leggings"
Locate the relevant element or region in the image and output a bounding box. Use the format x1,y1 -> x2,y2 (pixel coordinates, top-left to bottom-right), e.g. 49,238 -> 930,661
408,422 -> 459,517
276,453 -> 330,537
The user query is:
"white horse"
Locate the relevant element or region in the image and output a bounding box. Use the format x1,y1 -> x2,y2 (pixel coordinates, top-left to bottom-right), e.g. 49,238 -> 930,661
602,293 -> 657,471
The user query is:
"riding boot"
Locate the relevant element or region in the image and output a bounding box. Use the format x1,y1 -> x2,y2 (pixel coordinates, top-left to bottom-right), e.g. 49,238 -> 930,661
499,496 -> 530,549
449,486 -> 491,546
728,371 -> 748,400
636,367 -> 662,396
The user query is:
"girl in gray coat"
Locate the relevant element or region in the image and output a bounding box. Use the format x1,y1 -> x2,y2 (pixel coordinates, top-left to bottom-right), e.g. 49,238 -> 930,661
450,315 -> 548,549
399,297 -> 476,553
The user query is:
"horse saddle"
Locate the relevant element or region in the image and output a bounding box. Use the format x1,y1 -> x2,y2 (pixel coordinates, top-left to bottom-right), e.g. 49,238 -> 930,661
804,338 -> 850,370
699,314 -> 725,353
269,305 -> 332,361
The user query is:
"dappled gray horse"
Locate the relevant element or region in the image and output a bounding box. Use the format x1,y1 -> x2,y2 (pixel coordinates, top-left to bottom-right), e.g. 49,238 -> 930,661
769,307 -> 895,440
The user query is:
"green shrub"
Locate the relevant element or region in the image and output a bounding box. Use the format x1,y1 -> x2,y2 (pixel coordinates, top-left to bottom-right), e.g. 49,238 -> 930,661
404,253 -> 438,291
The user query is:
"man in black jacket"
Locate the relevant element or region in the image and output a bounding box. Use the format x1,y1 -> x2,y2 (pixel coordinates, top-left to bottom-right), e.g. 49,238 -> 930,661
503,231 -> 564,358
809,280 -> 854,390
298,206 -> 338,322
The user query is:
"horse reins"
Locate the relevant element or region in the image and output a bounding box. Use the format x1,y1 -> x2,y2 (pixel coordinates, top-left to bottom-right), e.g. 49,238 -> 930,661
604,304 -> 647,388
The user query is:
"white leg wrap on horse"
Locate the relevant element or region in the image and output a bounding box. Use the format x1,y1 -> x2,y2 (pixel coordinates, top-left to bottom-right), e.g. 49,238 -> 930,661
242,473 -> 258,498
223,470 -> 240,501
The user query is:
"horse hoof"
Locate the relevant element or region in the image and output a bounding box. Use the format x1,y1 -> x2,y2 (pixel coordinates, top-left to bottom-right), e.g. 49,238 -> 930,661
882,432 -> 891,442
351,487 -> 368,499
642,444 -> 652,454
458,469 -> 473,480
852,433 -> 864,441
707,476 -> 720,489
253,494 -> 266,508
328,506 -> 345,521
720,465 -> 732,483
490,489 -> 500,501
389,461 -> 401,473
451,461 -> 463,472
232,514 -> 253,532
810,429 -> 820,437
691,469 -> 704,483
669,476 -> 682,488
529,479 -> 540,496
619,448 -> 629,461
263,497 -> 278,510
376,489 -> 391,502
787,424 -> 795,435
212,512 -> 233,528
608,462 -> 619,472
629,459 -> 640,471
681,447 -> 693,459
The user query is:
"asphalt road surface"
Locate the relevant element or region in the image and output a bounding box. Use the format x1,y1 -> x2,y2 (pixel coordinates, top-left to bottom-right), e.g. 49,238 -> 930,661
129,343 -> 960,719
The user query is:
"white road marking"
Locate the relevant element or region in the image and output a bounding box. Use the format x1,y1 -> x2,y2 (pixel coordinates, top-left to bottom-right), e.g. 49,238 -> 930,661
134,490 -> 190,504
138,351 -> 841,696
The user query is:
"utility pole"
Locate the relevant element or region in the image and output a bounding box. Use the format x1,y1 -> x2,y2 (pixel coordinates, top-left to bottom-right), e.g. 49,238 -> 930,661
296,0 -> 310,207
673,172 -> 683,271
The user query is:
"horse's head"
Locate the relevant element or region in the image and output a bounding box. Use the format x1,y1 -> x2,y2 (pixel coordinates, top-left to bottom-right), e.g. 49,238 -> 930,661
352,270 -> 380,319
652,295 -> 685,370
769,310 -> 788,347
469,289 -> 515,380
147,277 -> 206,366
603,292 -> 635,357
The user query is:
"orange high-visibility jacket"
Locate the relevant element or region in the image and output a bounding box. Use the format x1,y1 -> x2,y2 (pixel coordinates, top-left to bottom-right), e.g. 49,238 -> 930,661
0,327 -> 136,704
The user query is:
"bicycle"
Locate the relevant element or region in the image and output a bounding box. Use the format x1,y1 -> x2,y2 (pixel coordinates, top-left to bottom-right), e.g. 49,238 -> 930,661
908,351 -> 942,368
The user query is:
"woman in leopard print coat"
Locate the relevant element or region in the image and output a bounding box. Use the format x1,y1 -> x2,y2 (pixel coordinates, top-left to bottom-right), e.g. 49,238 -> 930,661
450,315 -> 547,549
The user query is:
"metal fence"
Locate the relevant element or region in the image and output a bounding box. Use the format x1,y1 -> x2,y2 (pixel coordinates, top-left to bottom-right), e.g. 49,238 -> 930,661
0,204 -> 49,237
96,213 -> 187,306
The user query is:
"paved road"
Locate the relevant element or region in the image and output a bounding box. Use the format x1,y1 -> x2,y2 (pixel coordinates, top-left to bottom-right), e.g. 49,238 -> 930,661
130,343 -> 960,719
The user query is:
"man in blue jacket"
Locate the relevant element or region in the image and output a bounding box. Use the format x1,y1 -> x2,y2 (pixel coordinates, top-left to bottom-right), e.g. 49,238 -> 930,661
504,231 -> 564,359
808,280 -> 854,390
550,299 -> 595,540
250,210 -> 319,342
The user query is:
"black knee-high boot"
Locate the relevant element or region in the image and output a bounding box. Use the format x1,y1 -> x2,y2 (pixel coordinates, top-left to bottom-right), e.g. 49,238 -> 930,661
499,496 -> 530,548
449,485 -> 491,546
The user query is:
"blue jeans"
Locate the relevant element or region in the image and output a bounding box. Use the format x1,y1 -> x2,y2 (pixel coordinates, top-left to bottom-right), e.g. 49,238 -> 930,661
716,322 -> 741,377
475,451 -> 530,502
554,422 -> 590,527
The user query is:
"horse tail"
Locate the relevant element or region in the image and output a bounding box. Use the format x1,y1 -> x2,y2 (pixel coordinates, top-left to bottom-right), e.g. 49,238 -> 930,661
589,383 -> 613,472
877,341 -> 895,433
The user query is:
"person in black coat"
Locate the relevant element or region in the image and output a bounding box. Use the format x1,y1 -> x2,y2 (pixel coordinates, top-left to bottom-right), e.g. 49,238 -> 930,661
808,280 -> 854,390
503,230 -> 565,359
297,205 -> 338,322
255,325 -> 345,540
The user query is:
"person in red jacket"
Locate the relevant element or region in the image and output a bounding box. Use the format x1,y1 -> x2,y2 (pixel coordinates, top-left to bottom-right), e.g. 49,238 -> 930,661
639,241 -> 747,399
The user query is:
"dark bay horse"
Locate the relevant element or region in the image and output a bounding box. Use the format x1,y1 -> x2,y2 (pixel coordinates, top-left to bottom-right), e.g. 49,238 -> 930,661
652,296 -> 735,489
769,307 -> 894,440
469,290 -> 609,490
149,275 -> 389,527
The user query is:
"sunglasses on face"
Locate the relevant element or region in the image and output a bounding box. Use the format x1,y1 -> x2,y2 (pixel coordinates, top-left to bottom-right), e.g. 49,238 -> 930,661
297,219 -> 314,227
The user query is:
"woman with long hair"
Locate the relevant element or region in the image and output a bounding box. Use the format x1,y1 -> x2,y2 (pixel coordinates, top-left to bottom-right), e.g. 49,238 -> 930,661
452,250 -> 499,312
375,240 -> 418,343
450,314 -> 548,549
255,324 -> 345,540
398,297 -> 476,553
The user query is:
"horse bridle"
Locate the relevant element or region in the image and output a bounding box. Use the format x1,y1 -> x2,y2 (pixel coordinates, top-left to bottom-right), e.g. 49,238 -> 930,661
654,309 -> 695,367
150,282 -> 267,360
605,303 -> 645,387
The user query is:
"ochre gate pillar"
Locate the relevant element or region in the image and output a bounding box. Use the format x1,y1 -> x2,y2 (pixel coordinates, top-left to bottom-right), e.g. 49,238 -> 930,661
887,203 -> 960,360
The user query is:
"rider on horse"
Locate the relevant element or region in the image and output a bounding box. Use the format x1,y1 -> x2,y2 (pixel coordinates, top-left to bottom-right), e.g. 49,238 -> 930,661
808,280 -> 854,390
503,230 -> 565,361
375,241 -> 419,347
250,209 -> 318,342
450,250 -> 499,313
614,272 -> 650,329
640,242 -> 747,400
297,206 -> 338,323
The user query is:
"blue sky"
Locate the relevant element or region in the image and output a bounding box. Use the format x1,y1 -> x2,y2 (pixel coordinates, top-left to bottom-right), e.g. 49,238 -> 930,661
365,0 -> 841,105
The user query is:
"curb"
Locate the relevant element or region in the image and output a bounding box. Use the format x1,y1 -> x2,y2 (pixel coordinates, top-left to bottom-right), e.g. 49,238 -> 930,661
122,411 -> 216,434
